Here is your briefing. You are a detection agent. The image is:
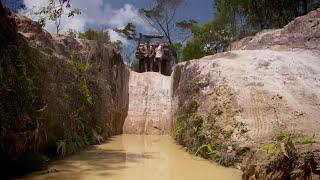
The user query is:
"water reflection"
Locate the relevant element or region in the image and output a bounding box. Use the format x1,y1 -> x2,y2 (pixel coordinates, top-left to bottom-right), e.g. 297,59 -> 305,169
22,135 -> 242,180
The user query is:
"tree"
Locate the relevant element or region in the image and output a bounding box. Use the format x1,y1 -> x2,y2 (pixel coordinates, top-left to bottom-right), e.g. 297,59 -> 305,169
180,0 -> 320,62
181,19 -> 233,61
114,23 -> 138,41
111,40 -> 123,52
37,0 -> 81,34
176,19 -> 198,43
211,0 -> 320,38
114,23 -> 139,63
139,0 -> 183,45
65,28 -> 77,38
78,28 -> 110,43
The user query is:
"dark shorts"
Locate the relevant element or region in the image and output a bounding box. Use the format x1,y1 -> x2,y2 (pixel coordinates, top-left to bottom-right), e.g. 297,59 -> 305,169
140,57 -> 150,64
155,57 -> 162,62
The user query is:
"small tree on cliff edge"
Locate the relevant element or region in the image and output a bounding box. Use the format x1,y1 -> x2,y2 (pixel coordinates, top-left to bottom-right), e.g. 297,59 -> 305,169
139,0 -> 183,45
37,0 -> 81,34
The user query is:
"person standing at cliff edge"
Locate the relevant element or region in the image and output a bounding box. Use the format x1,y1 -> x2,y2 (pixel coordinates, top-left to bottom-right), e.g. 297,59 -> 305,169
141,42 -> 153,72
154,41 -> 164,74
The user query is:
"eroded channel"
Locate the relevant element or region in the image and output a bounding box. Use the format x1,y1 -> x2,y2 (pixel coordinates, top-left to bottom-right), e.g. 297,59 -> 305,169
22,135 -> 242,180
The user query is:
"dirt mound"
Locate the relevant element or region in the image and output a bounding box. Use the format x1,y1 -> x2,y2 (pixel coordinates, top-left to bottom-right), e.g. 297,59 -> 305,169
230,8 -> 320,51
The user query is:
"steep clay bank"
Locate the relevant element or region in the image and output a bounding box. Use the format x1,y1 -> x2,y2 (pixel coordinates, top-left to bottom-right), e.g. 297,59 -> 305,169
171,50 -> 320,180
171,9 -> 320,179
15,10 -> 130,136
0,4 -> 130,177
172,50 -> 320,146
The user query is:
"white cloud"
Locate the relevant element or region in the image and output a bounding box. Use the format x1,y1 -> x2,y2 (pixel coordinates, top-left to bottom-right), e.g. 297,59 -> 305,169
22,0 -> 152,42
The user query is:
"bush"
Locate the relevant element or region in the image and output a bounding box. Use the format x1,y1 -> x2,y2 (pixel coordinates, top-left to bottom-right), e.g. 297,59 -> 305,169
78,28 -> 110,43
243,131 -> 320,180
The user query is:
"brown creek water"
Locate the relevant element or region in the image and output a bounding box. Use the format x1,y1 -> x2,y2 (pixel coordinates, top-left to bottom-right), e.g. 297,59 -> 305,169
22,135 -> 242,180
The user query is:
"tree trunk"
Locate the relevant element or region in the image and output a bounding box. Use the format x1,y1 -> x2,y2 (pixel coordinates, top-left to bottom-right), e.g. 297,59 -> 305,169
302,0 -> 309,15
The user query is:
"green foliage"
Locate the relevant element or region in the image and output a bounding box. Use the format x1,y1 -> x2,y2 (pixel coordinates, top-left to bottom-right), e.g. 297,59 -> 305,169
223,129 -> 234,139
257,130 -> 319,161
180,0 -> 320,61
171,65 -> 238,166
36,0 -> 81,34
213,0 -> 320,35
181,19 -> 233,61
56,140 -> 67,157
309,1 -> 320,11
114,23 -> 138,41
0,31 -> 52,178
0,34 -> 48,160
182,40 -> 206,61
138,0 -> 183,45
195,144 -> 216,156
176,19 -> 198,30
78,28 -> 110,43
49,59 -> 111,157
295,136 -> 318,145
212,105 -> 223,116
276,130 -> 300,142
66,29 -> 78,38
257,143 -> 277,153
170,43 -> 182,63
111,40 -> 123,51
247,130 -> 320,179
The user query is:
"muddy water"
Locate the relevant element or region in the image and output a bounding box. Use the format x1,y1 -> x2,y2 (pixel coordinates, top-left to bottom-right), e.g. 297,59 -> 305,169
23,135 -> 242,180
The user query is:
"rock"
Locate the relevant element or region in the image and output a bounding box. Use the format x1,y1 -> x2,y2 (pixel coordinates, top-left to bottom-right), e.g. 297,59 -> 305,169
123,72 -> 172,135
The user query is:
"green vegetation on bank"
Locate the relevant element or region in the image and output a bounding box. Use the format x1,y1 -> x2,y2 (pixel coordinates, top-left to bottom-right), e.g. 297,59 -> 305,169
171,64 -> 247,167
243,131 -> 320,179
0,32 -> 49,173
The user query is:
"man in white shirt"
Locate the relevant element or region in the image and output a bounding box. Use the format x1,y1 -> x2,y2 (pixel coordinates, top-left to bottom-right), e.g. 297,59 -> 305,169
154,41 -> 164,73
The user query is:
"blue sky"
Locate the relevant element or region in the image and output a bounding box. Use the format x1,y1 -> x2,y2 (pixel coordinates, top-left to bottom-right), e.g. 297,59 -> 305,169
22,0 -> 215,43
105,0 -> 214,24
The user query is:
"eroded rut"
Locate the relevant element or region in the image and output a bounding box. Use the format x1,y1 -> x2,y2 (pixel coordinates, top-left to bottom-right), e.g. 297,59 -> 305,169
22,135 -> 241,180
123,72 -> 172,135
21,72 -> 242,180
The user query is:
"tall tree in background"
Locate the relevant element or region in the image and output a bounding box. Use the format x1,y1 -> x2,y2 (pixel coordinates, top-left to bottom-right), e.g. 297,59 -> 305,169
116,0 -> 185,63
139,0 -> 183,45
179,0 -> 320,61
178,19 -> 233,61
212,0 -> 320,37
36,0 -> 81,34
214,0 -> 240,35
114,23 -> 138,41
